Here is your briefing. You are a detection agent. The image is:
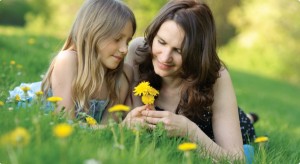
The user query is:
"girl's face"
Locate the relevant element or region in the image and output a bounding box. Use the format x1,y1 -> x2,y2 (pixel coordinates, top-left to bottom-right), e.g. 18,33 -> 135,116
152,20 -> 184,78
98,21 -> 133,70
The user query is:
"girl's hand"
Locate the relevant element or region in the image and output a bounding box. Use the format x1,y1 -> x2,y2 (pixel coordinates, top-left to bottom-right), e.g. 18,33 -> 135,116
122,105 -> 148,128
141,110 -> 193,137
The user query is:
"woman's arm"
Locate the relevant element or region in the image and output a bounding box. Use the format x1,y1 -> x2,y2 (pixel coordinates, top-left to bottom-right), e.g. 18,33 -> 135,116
140,68 -> 244,160
212,68 -> 243,155
50,50 -> 77,116
190,68 -> 243,159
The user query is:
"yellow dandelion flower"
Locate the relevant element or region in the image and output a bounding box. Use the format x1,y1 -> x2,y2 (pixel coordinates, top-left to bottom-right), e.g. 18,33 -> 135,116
148,86 -> 159,96
1,127 -> 31,147
133,81 -> 150,96
254,136 -> 269,143
35,91 -> 44,96
0,101 -> 4,107
15,95 -> 21,102
178,142 -> 197,151
10,127 -> 31,146
141,95 -> 155,105
133,81 -> 159,105
47,96 -> 63,103
86,116 -> 97,126
21,86 -> 31,92
10,60 -> 16,65
53,123 -> 73,138
108,104 -> 130,112
27,38 -> 35,45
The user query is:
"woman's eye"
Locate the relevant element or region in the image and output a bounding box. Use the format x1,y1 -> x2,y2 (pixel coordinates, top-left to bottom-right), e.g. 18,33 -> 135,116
175,48 -> 182,54
158,39 -> 165,45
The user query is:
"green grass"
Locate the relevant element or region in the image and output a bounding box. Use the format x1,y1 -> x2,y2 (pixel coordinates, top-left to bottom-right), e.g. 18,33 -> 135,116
1,26 -> 300,163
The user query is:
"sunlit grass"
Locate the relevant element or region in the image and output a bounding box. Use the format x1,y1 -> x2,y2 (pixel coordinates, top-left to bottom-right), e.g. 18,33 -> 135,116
219,38 -> 300,85
1,26 -> 300,163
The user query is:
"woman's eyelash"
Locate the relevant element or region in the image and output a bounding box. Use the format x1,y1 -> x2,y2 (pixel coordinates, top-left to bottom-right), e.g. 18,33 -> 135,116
158,40 -> 165,44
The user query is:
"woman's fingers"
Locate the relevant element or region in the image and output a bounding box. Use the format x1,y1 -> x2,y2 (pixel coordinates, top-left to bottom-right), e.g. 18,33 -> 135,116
141,110 -> 170,118
143,116 -> 163,125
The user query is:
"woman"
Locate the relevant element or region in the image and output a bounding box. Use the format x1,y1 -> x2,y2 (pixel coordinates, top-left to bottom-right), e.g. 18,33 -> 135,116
124,0 -> 255,161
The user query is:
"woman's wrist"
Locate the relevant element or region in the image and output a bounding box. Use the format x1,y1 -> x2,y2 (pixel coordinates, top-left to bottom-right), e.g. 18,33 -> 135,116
186,120 -> 198,142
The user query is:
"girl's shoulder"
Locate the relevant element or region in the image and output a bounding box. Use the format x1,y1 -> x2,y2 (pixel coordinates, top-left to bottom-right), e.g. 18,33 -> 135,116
53,50 -> 77,71
55,50 -> 77,64
51,50 -> 78,82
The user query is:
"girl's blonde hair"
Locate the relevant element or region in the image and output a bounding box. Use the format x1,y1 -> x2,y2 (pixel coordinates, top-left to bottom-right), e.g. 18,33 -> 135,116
42,0 -> 136,113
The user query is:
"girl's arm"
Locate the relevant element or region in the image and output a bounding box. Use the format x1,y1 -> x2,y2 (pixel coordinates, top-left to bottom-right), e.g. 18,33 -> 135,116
50,50 -> 77,117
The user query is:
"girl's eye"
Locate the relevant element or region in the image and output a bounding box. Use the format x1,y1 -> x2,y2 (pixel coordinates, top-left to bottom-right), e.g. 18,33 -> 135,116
114,36 -> 121,42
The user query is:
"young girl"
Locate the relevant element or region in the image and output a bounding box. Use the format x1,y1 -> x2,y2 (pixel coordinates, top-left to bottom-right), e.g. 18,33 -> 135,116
41,0 -> 136,123
124,0 -> 255,161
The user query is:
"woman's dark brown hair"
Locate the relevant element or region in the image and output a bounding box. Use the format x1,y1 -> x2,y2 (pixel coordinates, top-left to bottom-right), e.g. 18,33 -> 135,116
137,0 -> 222,121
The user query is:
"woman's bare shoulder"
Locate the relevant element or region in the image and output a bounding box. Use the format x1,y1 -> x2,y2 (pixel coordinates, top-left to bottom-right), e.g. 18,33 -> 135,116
122,63 -> 134,82
125,37 -> 145,67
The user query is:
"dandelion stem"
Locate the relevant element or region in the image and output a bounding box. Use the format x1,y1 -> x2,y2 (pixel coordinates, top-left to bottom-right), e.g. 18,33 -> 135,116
134,130 -> 140,159
185,151 -> 192,164
110,125 -> 119,147
7,146 -> 19,164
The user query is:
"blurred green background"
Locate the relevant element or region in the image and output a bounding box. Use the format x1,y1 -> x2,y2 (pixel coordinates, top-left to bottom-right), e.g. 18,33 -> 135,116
1,0 -> 300,85
1,1 -> 300,162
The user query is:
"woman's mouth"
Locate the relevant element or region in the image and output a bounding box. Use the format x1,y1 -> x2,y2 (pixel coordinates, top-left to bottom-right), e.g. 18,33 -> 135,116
157,61 -> 173,70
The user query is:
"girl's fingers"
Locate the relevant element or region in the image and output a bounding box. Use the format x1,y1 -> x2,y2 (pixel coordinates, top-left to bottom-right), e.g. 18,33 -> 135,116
130,105 -> 148,116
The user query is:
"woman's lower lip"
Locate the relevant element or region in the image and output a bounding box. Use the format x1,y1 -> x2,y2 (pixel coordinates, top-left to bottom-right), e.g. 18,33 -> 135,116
157,62 -> 172,70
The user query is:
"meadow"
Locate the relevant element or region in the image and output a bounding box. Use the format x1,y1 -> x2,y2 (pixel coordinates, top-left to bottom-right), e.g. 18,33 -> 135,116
0,26 -> 300,163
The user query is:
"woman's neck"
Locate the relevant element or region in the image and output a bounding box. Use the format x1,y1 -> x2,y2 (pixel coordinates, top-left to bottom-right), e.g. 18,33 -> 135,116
161,76 -> 183,90
156,77 -> 183,113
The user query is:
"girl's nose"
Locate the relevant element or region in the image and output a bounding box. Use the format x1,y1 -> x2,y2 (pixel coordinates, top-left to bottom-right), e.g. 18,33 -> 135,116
119,42 -> 128,55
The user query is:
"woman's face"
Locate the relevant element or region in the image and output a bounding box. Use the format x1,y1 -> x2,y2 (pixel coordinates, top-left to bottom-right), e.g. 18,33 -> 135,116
152,20 -> 184,78
98,21 -> 133,70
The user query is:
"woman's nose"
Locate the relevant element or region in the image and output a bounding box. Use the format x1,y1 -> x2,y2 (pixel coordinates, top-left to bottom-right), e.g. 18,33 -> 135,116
159,48 -> 172,62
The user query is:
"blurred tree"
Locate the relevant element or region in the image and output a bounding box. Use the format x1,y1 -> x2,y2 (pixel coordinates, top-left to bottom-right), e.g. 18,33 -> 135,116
0,0 -> 31,26
25,0 -> 82,38
125,0 -> 241,45
124,0 -> 168,36
204,0 -> 241,46
227,0 -> 300,82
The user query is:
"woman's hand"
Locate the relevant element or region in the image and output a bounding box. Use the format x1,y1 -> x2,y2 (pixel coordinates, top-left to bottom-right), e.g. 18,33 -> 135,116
141,110 -> 194,137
